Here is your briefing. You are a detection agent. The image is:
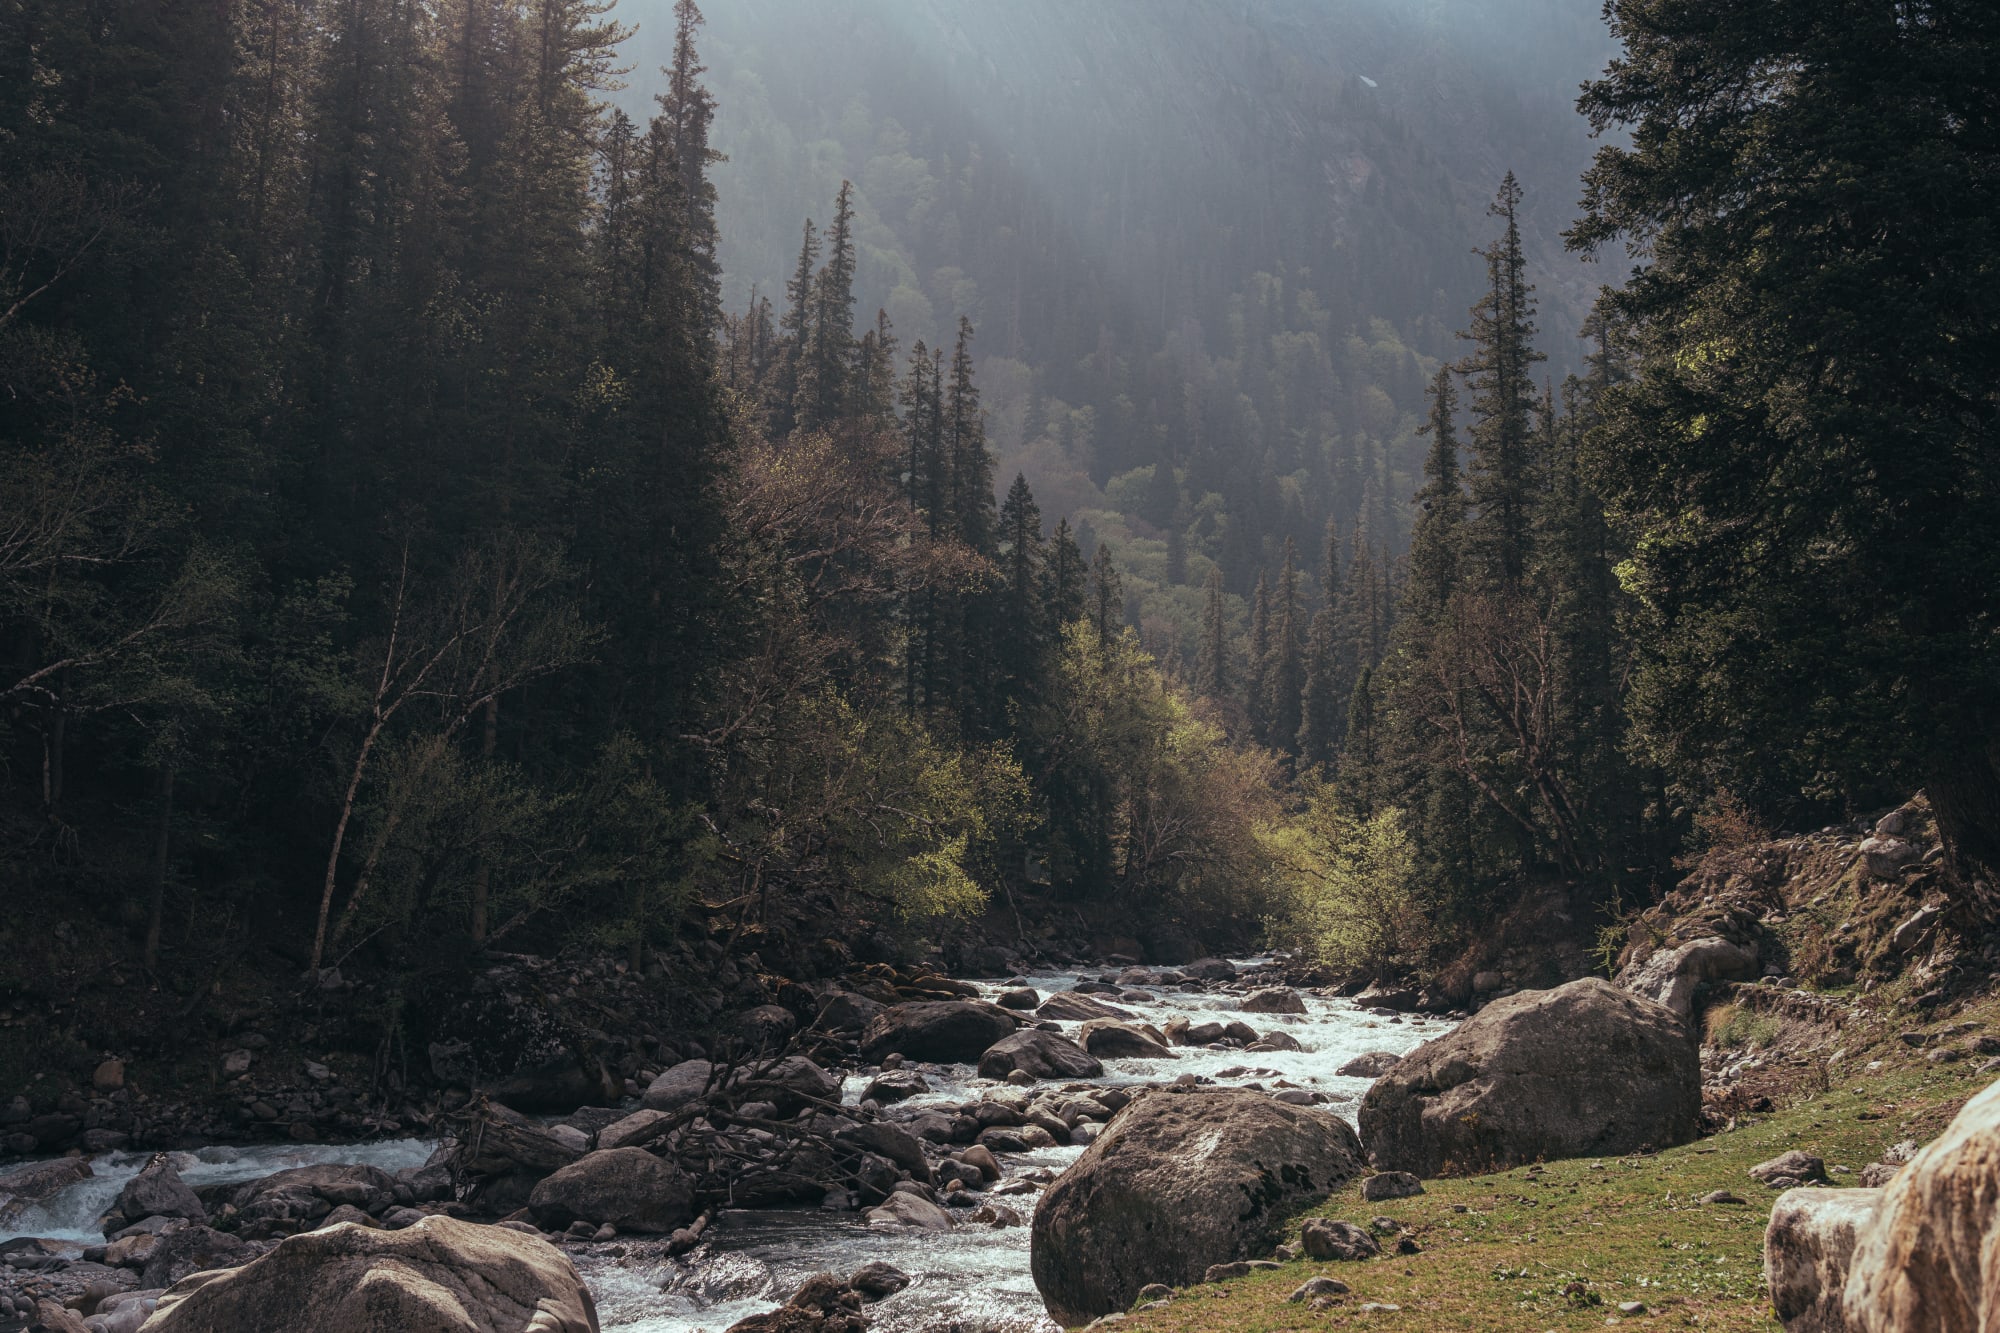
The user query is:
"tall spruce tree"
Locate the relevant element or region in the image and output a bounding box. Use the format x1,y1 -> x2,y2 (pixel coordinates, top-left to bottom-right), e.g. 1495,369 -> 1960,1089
1459,174 -> 1544,592
1268,537 -> 1304,756
1196,568 -> 1228,700
1089,542 -> 1123,647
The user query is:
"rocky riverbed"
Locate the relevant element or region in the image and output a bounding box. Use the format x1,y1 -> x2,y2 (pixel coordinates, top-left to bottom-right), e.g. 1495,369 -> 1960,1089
1,960 -> 1454,1331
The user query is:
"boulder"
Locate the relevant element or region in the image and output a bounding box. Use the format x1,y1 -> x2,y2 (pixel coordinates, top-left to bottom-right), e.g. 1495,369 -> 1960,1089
1617,937 -> 1760,1020
1362,1171 -> 1424,1201
1841,1075 -> 2000,1330
995,988 -> 1041,1011
101,1158 -> 205,1236
977,1030 -> 1102,1082
224,1164 -> 399,1237
138,1225 -> 258,1289
1168,1020 -> 1225,1047
1301,1217 -> 1380,1261
833,1123 -> 932,1183
858,1002 -> 1019,1064
1077,1019 -> 1175,1059
0,1157 -> 93,1225
1358,977 -> 1699,1176
1182,958 -> 1236,981
734,1056 -> 840,1116
865,1192 -> 953,1231
596,1108 -> 674,1152
811,992 -> 884,1032
641,1060 -> 721,1113
1247,1031 -> 1303,1053
725,1273 -> 867,1333
859,1069 -> 929,1104
527,1148 -> 694,1234
1858,836 -> 1922,880
1336,1051 -> 1402,1079
1240,988 -> 1306,1015
489,1056 -> 609,1114
1751,1151 -> 1828,1187
1354,984 -> 1420,1012
1030,1087 -> 1364,1324
1036,992 -> 1133,1023
847,1262 -> 911,1301
138,1215 -> 597,1333
1765,1188 -> 1883,1332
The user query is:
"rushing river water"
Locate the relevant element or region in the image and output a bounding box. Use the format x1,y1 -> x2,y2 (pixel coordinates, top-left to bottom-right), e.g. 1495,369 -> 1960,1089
2,963 -> 1452,1332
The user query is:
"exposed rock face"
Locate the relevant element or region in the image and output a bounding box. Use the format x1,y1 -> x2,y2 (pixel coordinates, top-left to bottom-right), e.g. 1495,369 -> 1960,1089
1036,992 -> 1133,1023
1029,1087 -> 1364,1324
1617,936 -> 1759,1020
1766,1188 -> 1883,1333
1358,978 -> 1700,1177
139,1216 -> 597,1332
977,1030 -> 1103,1082
1841,1076 -> 2000,1330
858,1002 -> 1019,1064
139,1225 -> 260,1289
527,1148 -> 694,1234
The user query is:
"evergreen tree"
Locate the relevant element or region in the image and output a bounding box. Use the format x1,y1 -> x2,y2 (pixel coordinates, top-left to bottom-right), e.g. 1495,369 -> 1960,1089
1407,366 -> 1467,628
1459,173 -> 1544,592
1089,542 -> 1123,647
1045,518 -> 1087,629
1245,571 -> 1272,742
1267,537 -> 1304,756
796,180 -> 856,431
1196,568 -> 1228,700
997,473 -> 1047,703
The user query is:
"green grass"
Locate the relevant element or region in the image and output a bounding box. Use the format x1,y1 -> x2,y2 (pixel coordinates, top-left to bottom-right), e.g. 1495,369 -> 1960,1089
1110,993 -> 1995,1332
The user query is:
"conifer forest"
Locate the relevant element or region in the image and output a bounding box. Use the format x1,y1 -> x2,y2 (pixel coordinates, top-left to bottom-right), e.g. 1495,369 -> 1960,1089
1,3 -> 1997,1331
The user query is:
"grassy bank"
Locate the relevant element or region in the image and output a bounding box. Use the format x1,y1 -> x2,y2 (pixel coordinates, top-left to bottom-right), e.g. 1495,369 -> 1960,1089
1114,989 -> 1994,1331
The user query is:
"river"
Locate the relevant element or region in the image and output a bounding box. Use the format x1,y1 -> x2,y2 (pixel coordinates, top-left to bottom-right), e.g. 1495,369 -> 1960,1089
3,962 -> 1452,1331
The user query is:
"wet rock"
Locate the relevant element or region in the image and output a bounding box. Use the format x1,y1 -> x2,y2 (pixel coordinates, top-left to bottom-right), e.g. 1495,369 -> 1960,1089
1359,978 -> 1699,1176
1353,984 -> 1419,1012
859,1002 -> 1019,1064
1036,992 -> 1134,1023
1076,1019 -> 1174,1059
100,1158 -> 204,1236
977,1030 -> 1102,1081
735,1056 -> 841,1117
726,1273 -> 867,1333
834,1122 -> 932,1183
1240,988 -> 1306,1015
865,1192 -> 952,1230
860,1069 -> 929,1104
1336,1052 -> 1402,1078
1247,1031 -> 1303,1053
139,1215 -> 596,1332
1361,1171 -> 1423,1201
1300,1218 -> 1379,1261
0,1158 -> 94,1225
996,988 -> 1041,1011
847,1261 -> 910,1301
527,1148 -> 694,1234
1182,958 -> 1236,981
1030,1087 -> 1363,1324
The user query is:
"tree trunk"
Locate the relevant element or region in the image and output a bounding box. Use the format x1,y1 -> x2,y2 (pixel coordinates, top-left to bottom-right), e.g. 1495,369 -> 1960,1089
1927,736 -> 2000,921
471,696 -> 498,943
143,763 -> 175,970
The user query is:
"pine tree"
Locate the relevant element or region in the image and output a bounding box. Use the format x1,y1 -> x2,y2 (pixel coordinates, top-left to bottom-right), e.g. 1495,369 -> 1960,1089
1268,537 -> 1304,755
796,180 -> 856,431
946,317 -> 995,555
1196,568 -> 1228,699
1407,365 -> 1466,628
769,217 -> 818,437
1459,173 -> 1544,591
1045,518 -> 1087,629
1089,542 -> 1123,647
1297,521 -> 1346,770
997,473 -> 1046,703
1246,571 -> 1272,742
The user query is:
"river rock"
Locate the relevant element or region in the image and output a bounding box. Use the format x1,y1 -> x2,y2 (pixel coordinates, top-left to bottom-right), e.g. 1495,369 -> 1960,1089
139,1215 -> 596,1332
1247,1031 -> 1303,1052
1166,1020 -> 1225,1046
1841,1075 -> 2000,1329
641,1060 -> 723,1113
834,1123 -> 932,1182
1358,977 -> 1699,1176
865,1192 -> 953,1230
812,992 -> 884,1032
859,1002 -> 1019,1064
734,1056 -> 841,1116
1241,988 -> 1306,1015
1077,1019 -> 1174,1059
100,1158 -> 204,1236
490,1056 -> 609,1115
848,1261 -> 911,1300
1336,1051 -> 1402,1078
1183,958 -> 1236,980
860,1069 -> 929,1104
0,1157 -> 93,1225
726,1273 -> 867,1333
1766,1188 -> 1884,1332
1036,992 -> 1133,1023
1030,1087 -> 1364,1324
596,1108 -> 673,1152
977,1030 -> 1102,1081
528,1148 -> 694,1234
996,988 -> 1041,1010
138,1226 -> 258,1289
1354,983 -> 1420,1012
1617,936 -> 1760,1021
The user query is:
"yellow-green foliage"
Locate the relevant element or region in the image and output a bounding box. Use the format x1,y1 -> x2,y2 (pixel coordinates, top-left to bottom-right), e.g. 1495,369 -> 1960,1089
1264,784 -> 1429,976
1704,1002 -> 1781,1051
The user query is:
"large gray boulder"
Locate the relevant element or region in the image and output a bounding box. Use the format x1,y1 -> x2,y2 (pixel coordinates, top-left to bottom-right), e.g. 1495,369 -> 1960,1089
1358,977 -> 1699,1176
1617,936 -> 1759,1020
138,1215 -> 597,1332
1766,1188 -> 1883,1332
859,1002 -> 1018,1064
101,1157 -> 205,1235
527,1148 -> 694,1234
1029,1087 -> 1363,1325
1035,991 -> 1133,1022
1077,1018 -> 1174,1059
641,1060 -> 720,1113
977,1030 -> 1102,1081
733,1056 -> 840,1116
1767,1076 -> 2000,1331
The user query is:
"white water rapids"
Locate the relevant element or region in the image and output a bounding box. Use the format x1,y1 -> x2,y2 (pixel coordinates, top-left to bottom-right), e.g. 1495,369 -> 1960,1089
3,963 -> 1452,1331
